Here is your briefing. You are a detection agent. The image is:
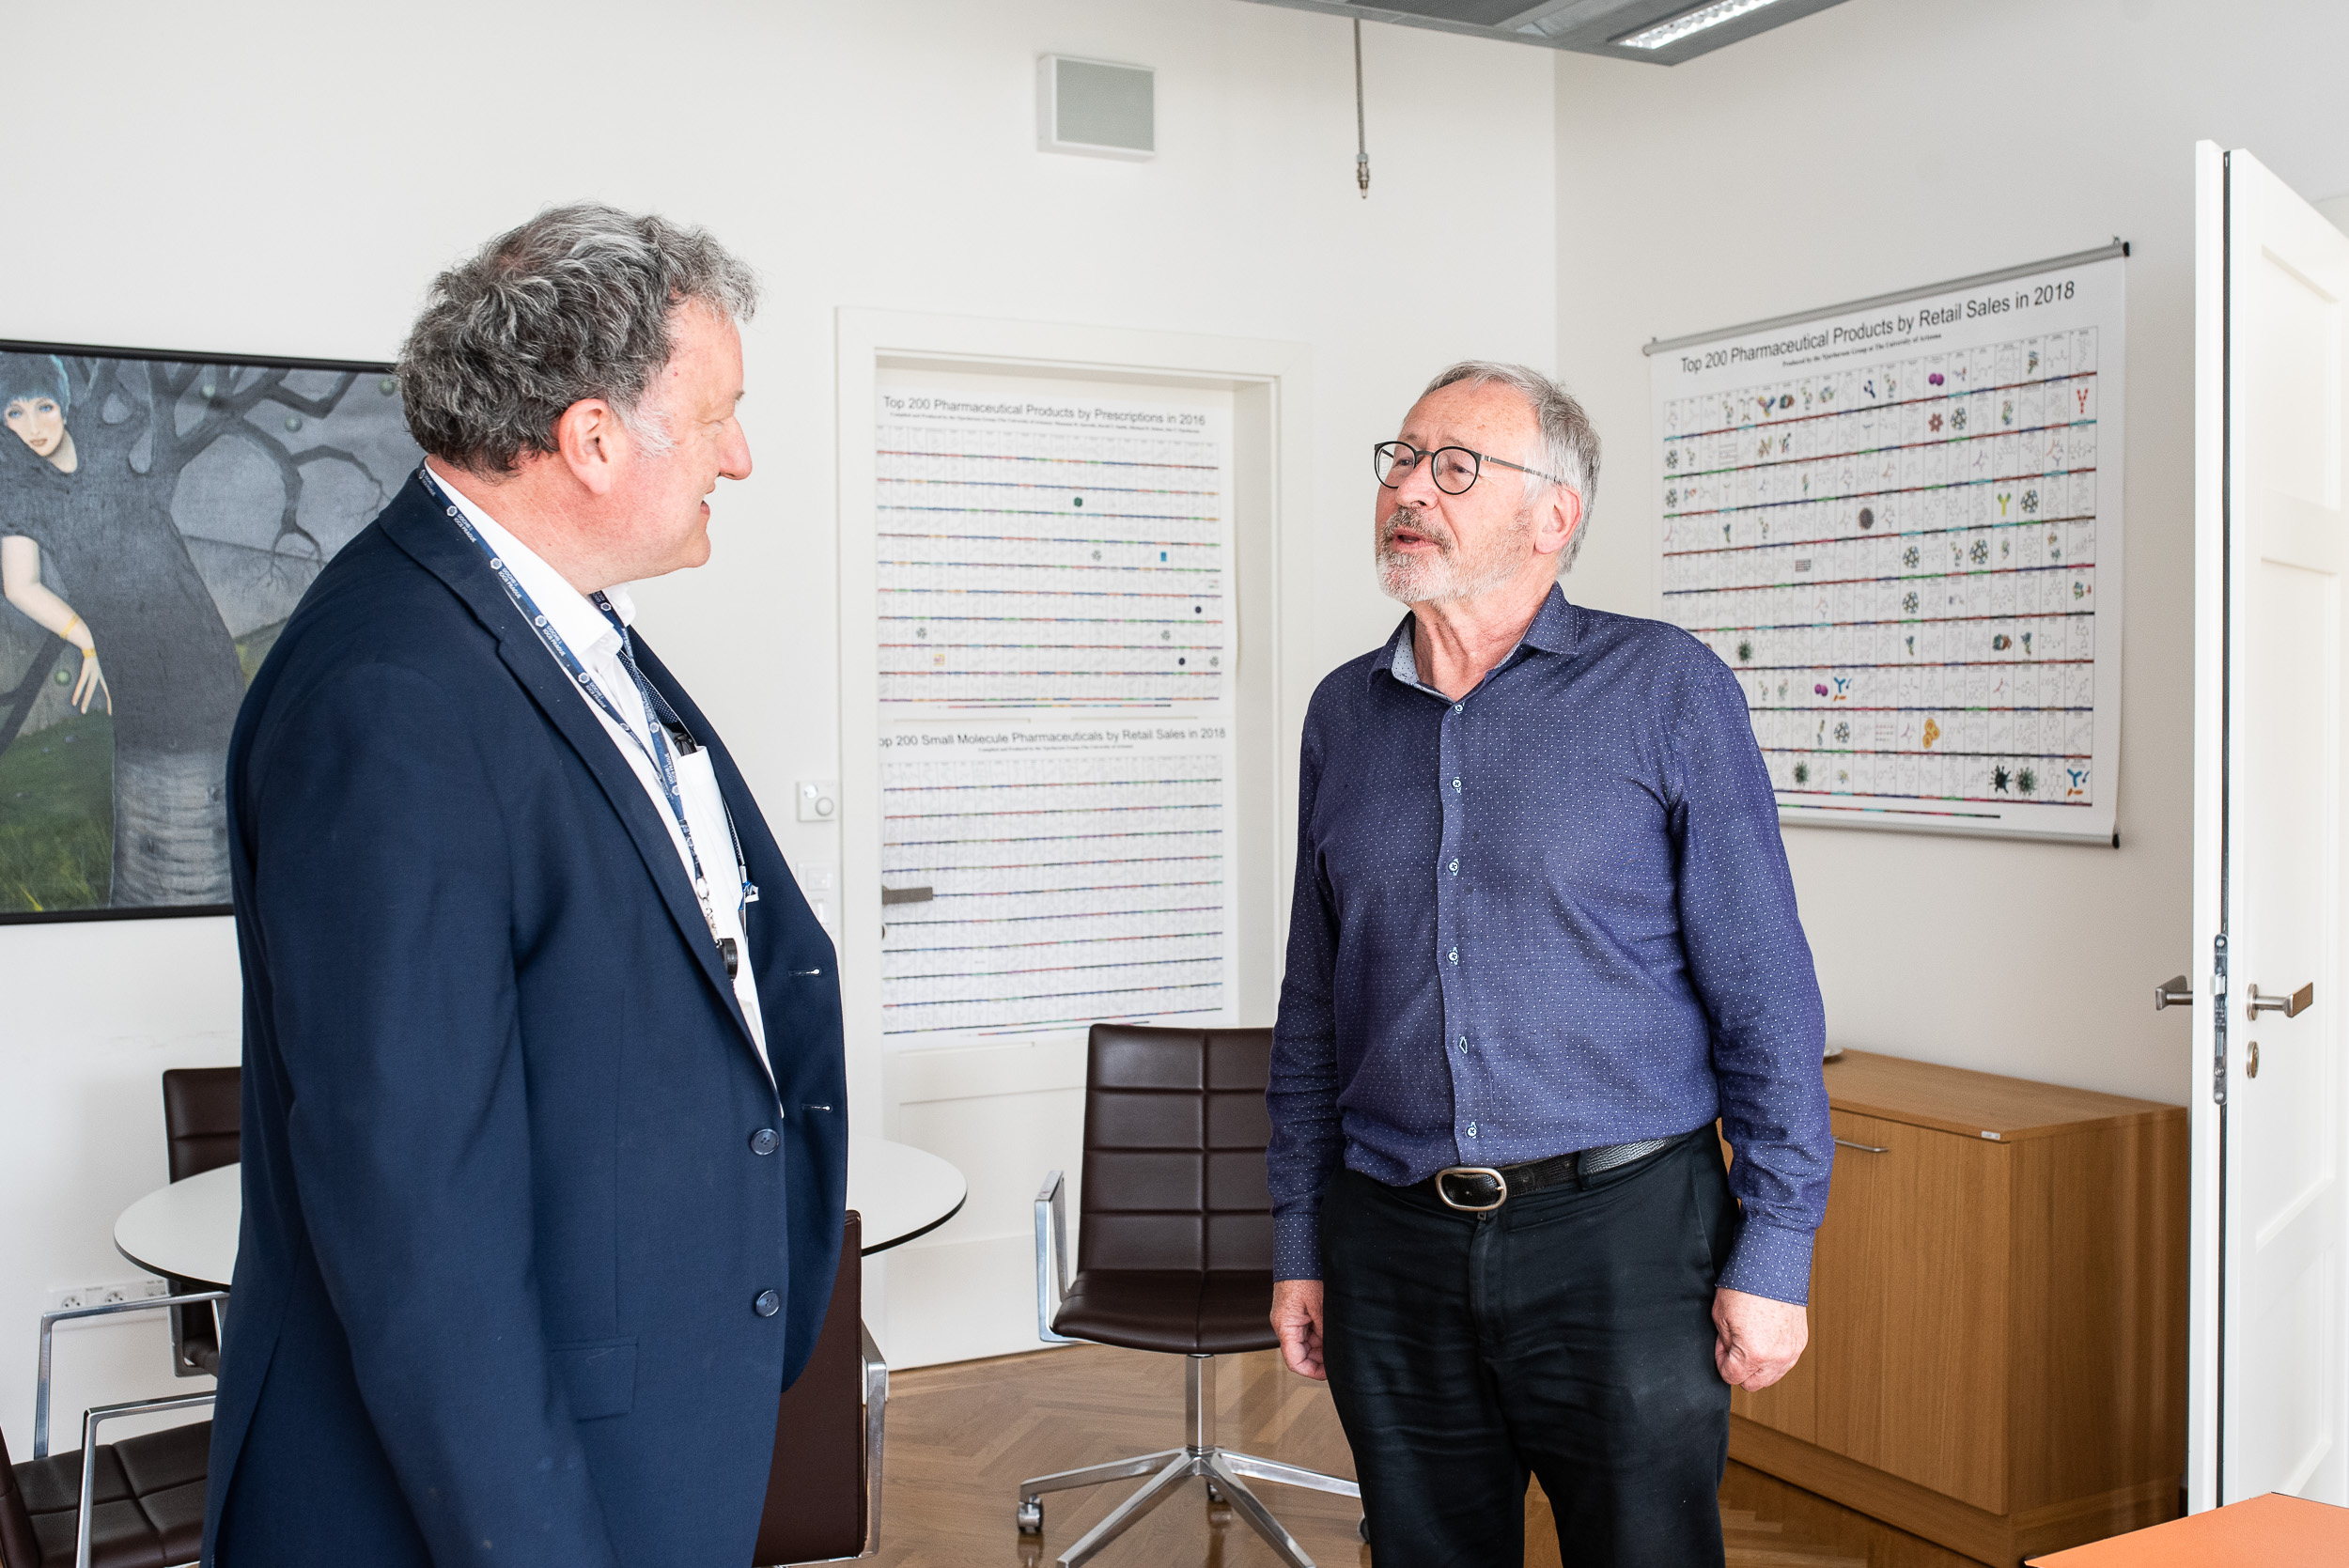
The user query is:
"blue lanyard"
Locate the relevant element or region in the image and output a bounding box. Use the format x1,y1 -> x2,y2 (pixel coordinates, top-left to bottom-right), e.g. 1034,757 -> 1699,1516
421,466 -> 755,971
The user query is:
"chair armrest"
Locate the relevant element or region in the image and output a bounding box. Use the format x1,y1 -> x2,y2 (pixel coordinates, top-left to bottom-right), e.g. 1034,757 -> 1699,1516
1034,1172 -> 1078,1345
76,1390 -> 215,1568
857,1323 -> 888,1559
37,1291 -> 226,1460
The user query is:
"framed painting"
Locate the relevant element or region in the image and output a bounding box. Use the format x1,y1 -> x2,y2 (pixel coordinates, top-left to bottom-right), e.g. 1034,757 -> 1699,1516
0,340 -> 423,920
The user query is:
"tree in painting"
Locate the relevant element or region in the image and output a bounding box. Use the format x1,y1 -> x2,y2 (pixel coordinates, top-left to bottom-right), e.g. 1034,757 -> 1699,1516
0,349 -> 417,911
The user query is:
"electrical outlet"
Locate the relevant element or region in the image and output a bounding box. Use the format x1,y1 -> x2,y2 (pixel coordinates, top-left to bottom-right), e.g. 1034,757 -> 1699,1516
49,1279 -> 167,1313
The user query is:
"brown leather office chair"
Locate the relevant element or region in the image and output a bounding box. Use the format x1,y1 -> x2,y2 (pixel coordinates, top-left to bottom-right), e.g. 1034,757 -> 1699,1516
755,1211 -> 888,1566
1,1416 -> 211,1568
159,1068 -> 240,1376
14,1286 -> 225,1568
1019,1025 -> 1360,1568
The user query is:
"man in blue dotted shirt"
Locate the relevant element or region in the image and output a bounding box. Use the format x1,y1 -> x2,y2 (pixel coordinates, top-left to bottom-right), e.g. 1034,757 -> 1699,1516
1266,362 -> 1832,1567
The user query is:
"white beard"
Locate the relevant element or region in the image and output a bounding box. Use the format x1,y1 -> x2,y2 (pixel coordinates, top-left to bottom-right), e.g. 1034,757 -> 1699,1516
1376,505 -> 1533,605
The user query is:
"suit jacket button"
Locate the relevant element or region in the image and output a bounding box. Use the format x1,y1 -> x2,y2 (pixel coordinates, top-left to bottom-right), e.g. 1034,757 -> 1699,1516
754,1290 -> 781,1318
750,1127 -> 780,1156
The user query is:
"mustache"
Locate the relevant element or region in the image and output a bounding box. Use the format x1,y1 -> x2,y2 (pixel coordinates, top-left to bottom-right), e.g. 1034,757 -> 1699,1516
1379,506 -> 1454,555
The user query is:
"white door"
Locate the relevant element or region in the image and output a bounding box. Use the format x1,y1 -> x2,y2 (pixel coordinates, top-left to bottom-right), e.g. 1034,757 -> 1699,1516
2188,141 -> 2349,1509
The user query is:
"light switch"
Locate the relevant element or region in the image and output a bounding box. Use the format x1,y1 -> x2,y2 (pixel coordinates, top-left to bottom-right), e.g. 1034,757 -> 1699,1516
797,864 -> 838,934
797,780 -> 838,823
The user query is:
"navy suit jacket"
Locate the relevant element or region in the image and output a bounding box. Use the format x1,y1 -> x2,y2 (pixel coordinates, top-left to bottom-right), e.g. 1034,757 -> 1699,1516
202,474 -> 848,1566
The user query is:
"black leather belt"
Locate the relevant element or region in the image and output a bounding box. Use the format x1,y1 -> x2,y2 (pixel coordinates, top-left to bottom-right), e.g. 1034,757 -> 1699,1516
1429,1134 -> 1681,1213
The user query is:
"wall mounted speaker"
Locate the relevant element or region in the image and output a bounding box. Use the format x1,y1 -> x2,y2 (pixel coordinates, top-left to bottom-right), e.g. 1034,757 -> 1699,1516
1036,55 -> 1154,161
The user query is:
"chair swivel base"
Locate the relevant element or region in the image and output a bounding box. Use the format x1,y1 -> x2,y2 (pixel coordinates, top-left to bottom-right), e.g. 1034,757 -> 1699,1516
1014,1353 -> 1361,1568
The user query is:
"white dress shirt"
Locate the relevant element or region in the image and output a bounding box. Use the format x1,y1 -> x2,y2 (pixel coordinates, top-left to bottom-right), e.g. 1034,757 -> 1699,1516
433,474 -> 771,1064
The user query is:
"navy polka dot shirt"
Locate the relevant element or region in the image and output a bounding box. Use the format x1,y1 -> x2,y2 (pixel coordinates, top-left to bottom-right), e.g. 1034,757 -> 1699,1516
1268,587 -> 1832,1304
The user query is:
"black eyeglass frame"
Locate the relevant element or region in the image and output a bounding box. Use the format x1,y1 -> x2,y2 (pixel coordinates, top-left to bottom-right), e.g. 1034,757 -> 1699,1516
1374,441 -> 1567,496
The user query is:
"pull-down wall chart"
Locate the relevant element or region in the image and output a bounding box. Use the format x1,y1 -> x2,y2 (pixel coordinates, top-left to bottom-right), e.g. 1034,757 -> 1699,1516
874,385 -> 1238,1046
1650,248 -> 2126,842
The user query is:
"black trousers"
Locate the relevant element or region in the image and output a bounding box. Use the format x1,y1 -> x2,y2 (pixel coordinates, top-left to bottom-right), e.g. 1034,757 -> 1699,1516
1320,1128 -> 1736,1568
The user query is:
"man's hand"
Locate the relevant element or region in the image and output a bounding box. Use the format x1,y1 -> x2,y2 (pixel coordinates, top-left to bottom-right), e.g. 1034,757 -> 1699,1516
1713,1287 -> 1807,1391
1270,1279 -> 1327,1381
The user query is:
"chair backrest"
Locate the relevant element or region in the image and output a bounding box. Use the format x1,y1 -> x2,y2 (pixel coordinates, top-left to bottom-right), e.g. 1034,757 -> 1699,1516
0,1424 -> 39,1568
160,1068 -> 240,1378
161,1068 -> 241,1183
1077,1024 -> 1275,1275
754,1212 -> 863,1566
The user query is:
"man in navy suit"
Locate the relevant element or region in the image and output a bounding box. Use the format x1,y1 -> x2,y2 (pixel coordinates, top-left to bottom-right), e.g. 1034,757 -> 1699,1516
204,204 -> 847,1566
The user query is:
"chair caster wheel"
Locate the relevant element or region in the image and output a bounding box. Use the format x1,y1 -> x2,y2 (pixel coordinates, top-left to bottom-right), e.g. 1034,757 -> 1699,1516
1358,1514 -> 1369,1542
1017,1498 -> 1043,1535
1205,1480 -> 1226,1506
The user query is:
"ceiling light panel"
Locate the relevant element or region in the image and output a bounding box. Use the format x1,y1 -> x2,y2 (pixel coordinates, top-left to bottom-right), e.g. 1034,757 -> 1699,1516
1616,0 -> 1788,51
1232,0 -> 1852,64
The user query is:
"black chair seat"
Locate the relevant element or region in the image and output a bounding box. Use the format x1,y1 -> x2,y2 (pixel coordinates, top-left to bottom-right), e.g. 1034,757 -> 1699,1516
1053,1269 -> 1277,1356
8,1420 -> 211,1568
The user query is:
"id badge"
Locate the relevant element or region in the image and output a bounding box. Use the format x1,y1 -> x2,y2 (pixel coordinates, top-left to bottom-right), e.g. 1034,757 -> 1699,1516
674,747 -> 726,841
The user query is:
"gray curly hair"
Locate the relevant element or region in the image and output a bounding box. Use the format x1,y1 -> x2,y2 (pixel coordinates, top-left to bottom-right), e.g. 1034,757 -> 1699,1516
1422,360 -> 1600,571
397,203 -> 759,474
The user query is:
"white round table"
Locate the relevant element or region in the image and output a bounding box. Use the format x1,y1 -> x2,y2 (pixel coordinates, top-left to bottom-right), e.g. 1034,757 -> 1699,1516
114,1138 -> 966,1288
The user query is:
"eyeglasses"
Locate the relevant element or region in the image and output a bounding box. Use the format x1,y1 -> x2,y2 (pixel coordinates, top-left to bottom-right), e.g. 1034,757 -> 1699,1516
1375,441 -> 1565,496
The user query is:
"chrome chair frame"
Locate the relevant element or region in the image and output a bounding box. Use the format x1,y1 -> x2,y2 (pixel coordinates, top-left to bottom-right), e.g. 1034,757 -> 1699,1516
73,1391 -> 216,1568
773,1321 -> 889,1566
1019,1172 -> 1361,1568
36,1292 -> 228,1568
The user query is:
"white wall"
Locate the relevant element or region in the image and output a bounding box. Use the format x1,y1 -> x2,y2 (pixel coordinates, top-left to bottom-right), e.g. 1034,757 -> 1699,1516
1552,0 -> 2349,1108
0,0 -> 1553,1447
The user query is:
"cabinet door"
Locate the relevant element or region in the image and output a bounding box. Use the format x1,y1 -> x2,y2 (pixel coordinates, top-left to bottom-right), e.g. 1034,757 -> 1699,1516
1811,1110 -> 2011,1514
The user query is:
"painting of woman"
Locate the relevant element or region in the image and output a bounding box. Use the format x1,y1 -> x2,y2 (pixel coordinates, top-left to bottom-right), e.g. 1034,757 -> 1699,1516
1,352 -> 246,905
0,347 -> 418,912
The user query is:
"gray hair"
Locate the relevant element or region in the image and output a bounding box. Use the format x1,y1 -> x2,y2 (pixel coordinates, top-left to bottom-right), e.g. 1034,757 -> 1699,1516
397,202 -> 759,474
1422,360 -> 1600,571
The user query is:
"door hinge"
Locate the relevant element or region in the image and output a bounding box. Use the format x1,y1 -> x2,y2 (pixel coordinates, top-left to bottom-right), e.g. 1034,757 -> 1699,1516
2212,933 -> 2230,1106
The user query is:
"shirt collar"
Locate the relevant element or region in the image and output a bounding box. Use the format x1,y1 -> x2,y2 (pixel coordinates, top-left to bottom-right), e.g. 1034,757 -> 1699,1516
431,467 -> 634,658
1377,583 -> 1579,693
1518,582 -> 1577,655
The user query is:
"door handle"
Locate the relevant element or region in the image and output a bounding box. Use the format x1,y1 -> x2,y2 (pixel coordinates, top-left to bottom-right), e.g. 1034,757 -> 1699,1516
1833,1137 -> 1890,1154
2154,974 -> 2194,1012
2247,982 -> 2314,1020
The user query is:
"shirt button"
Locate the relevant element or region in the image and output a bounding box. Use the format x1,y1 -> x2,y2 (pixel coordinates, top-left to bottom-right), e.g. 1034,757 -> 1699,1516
754,1289 -> 781,1318
1448,947 -> 1458,964
1452,703 -> 1462,714
1449,859 -> 1459,874
1457,1036 -> 1469,1053
1466,1122 -> 1479,1139
749,1127 -> 779,1155
1452,777 -> 1461,791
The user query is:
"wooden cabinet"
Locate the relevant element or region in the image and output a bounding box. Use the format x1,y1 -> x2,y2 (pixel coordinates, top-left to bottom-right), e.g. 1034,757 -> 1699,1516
1729,1050 -> 2189,1566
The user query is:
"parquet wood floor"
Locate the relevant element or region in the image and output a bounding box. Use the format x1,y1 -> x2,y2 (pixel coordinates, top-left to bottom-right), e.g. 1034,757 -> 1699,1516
868,1344 -> 1872,1568
871,1344 -> 1361,1568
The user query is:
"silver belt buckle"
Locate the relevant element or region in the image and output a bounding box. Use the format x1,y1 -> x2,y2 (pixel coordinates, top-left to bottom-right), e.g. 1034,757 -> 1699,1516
1435,1165 -> 1509,1213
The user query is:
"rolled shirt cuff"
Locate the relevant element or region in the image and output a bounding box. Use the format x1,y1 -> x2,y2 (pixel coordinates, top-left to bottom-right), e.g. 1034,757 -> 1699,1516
1716,1215 -> 1816,1306
1272,1207 -> 1323,1282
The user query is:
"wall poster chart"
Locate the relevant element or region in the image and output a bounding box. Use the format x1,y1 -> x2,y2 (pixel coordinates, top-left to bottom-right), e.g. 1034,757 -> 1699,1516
1650,248 -> 2126,842
872,383 -> 1238,1047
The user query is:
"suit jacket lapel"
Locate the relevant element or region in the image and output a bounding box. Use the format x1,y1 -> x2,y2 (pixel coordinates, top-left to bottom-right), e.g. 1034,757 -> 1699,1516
627,634 -> 798,1083
376,476 -> 758,1055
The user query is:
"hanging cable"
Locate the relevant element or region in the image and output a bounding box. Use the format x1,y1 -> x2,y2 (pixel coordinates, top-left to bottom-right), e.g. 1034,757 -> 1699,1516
1354,19 -> 1370,198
